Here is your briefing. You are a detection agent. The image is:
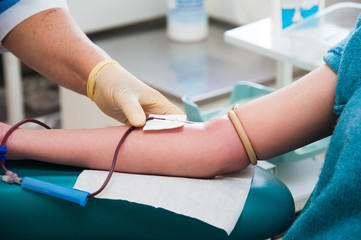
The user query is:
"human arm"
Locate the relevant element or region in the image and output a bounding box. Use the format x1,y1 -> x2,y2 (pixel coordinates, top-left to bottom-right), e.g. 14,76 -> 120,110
0,65 -> 338,178
2,8 -> 183,126
0,118 -> 248,178
235,64 -> 338,160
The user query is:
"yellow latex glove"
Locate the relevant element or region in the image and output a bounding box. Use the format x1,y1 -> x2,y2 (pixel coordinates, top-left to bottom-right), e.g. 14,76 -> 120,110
87,59 -> 184,127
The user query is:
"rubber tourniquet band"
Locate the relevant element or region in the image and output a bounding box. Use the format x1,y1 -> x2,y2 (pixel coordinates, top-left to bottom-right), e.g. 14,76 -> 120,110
227,105 -> 258,165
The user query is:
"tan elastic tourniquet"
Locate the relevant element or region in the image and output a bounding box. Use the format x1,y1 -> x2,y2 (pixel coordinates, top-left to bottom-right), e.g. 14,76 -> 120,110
87,59 -> 119,101
227,105 -> 258,165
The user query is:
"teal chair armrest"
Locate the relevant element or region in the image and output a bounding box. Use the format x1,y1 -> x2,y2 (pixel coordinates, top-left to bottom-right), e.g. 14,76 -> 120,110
1,161 -> 294,239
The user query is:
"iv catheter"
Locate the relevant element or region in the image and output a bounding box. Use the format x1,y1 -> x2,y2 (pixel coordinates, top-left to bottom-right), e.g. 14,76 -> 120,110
153,118 -> 195,124
0,117 -> 191,206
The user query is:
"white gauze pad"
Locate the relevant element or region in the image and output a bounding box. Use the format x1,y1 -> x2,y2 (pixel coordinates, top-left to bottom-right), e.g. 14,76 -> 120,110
143,114 -> 188,131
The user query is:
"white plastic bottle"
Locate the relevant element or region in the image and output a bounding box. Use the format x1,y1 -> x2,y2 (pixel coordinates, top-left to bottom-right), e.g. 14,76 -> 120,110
167,0 -> 209,42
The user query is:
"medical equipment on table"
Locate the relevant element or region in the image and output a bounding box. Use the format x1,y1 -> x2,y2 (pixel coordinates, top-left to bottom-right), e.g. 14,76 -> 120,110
285,2 -> 361,66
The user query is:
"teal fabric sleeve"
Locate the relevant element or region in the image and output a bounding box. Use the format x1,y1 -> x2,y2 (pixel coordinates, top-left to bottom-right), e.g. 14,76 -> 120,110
284,84 -> 361,240
284,14 -> 361,239
323,15 -> 361,115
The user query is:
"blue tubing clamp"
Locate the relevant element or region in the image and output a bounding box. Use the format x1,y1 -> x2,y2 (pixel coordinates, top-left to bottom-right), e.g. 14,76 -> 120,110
0,145 -> 8,165
21,177 -> 89,206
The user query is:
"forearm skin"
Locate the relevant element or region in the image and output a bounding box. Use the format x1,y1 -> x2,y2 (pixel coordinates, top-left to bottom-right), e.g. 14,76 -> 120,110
0,118 -> 248,178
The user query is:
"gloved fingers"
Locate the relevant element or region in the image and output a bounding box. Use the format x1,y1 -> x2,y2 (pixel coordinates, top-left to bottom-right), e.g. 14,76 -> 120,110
96,93 -> 184,126
109,84 -> 184,125
104,108 -> 128,124
112,92 -> 147,127
140,92 -> 184,116
144,100 -> 184,116
92,63 -> 184,125
123,102 -> 147,127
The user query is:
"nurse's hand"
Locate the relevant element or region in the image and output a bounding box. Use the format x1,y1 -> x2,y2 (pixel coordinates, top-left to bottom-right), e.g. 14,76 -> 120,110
90,61 -> 184,127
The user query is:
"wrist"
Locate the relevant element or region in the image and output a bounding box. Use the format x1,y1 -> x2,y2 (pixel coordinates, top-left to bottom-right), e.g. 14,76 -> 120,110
87,59 -> 119,101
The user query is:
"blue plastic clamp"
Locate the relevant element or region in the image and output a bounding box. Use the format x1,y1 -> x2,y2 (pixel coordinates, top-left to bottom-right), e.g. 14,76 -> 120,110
0,145 -> 8,165
21,177 -> 89,206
